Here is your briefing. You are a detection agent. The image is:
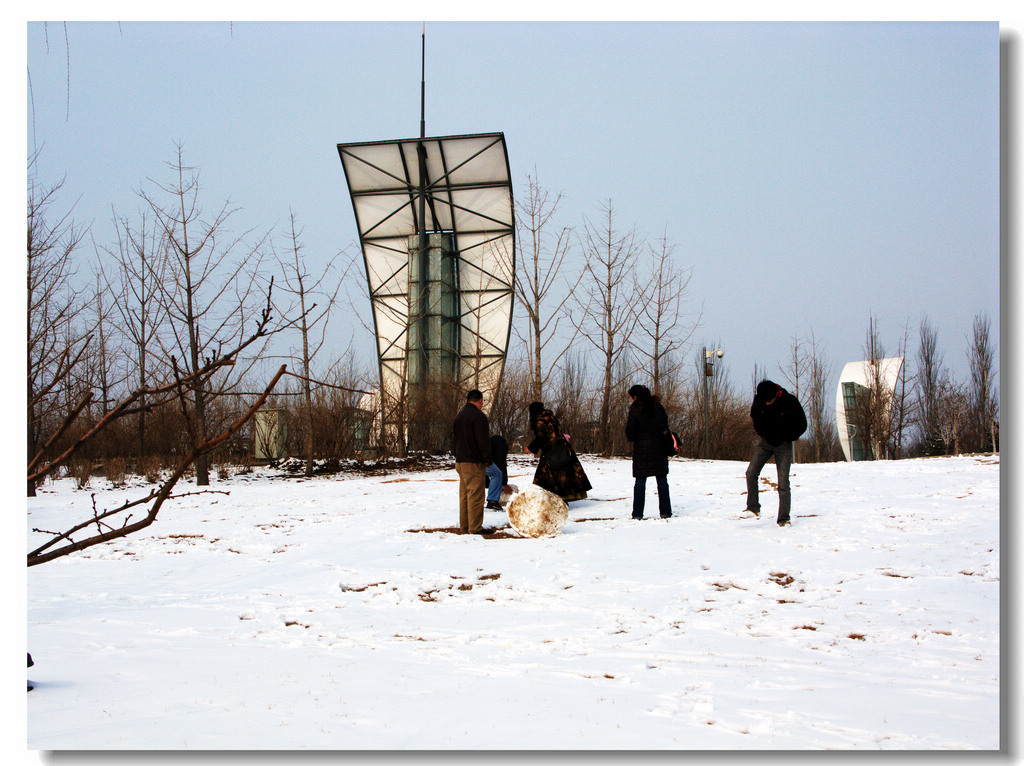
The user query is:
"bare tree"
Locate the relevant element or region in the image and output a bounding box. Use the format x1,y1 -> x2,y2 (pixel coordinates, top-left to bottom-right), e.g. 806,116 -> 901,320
634,228 -> 700,398
848,315 -> 902,459
804,331 -> 837,462
750,363 -> 769,394
28,321 -> 287,566
967,313 -> 998,453
780,335 -> 808,402
272,210 -> 347,476
779,334 -> 809,462
142,144 -> 271,485
889,320 -> 914,459
914,316 -> 945,455
27,157 -> 88,496
512,172 -> 580,401
573,200 -> 643,454
106,208 -> 169,464
552,348 -> 596,452
276,355 -> 375,465
935,372 -> 970,455
82,270 -> 119,416
487,350 -> 532,449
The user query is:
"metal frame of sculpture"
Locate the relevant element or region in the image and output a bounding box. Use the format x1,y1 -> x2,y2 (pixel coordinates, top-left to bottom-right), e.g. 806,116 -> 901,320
337,133 -> 515,452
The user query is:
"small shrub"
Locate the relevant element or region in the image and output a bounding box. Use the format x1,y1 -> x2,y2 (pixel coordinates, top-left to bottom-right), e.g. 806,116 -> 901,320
105,457 -> 127,487
142,456 -> 163,484
237,452 -> 254,475
70,458 -> 92,489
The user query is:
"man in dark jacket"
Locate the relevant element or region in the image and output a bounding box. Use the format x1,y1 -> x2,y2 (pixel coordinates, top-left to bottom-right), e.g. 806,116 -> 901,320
744,379 -> 807,526
453,389 -> 491,534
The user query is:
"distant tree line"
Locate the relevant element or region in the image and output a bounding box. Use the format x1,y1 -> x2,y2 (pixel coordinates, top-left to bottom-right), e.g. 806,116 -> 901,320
489,173 -> 998,464
28,154 -> 999,501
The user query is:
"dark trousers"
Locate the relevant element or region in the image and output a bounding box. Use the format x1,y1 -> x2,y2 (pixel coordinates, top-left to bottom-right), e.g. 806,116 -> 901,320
745,439 -> 792,523
633,474 -> 671,518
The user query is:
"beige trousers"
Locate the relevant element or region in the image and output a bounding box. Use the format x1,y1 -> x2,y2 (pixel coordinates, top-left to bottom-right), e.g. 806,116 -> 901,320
455,462 -> 487,533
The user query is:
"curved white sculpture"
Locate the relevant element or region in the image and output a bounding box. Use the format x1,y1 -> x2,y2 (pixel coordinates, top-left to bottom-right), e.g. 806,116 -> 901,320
835,357 -> 904,461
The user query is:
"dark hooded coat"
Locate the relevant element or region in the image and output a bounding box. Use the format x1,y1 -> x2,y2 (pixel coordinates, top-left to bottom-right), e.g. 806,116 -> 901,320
625,397 -> 671,478
750,386 -> 807,447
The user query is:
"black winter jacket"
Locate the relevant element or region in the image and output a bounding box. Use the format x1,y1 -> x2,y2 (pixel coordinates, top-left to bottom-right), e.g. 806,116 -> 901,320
453,403 -> 491,464
625,399 -> 671,478
750,388 -> 807,447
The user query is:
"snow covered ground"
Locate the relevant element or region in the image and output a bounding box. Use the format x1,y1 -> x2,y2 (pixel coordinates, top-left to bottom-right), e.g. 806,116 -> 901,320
25,453 -> 1001,751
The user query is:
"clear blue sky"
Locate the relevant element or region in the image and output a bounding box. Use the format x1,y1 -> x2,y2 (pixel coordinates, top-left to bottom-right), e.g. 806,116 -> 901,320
24,19 -> 1001,399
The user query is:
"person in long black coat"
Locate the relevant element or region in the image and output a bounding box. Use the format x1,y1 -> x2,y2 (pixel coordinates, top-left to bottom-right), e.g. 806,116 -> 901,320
625,384 -> 673,519
526,402 -> 591,502
744,379 -> 807,526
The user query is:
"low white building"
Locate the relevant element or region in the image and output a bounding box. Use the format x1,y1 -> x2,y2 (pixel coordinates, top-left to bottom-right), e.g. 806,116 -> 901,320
253,409 -> 287,461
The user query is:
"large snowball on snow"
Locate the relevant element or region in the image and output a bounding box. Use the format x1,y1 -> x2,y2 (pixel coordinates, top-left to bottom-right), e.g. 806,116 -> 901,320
506,485 -> 568,538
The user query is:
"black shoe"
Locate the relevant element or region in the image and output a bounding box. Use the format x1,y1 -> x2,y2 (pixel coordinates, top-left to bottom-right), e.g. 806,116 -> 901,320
473,528 -> 493,535
661,513 -> 672,519
631,515 -> 643,520
486,501 -> 501,510
778,520 -> 791,527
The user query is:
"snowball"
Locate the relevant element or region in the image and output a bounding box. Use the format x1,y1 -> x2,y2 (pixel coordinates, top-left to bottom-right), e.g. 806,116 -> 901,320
505,485 -> 568,538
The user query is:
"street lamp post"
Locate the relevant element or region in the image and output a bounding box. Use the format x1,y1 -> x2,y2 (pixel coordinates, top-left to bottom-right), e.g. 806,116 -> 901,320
702,346 -> 724,460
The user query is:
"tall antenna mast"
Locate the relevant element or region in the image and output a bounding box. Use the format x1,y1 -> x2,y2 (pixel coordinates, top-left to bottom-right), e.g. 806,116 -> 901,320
420,22 -> 426,139
414,22 -> 429,393
416,22 -> 427,241
417,23 -> 427,239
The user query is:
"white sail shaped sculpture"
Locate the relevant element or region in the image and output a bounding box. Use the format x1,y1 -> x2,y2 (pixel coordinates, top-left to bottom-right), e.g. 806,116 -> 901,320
338,132 -> 515,447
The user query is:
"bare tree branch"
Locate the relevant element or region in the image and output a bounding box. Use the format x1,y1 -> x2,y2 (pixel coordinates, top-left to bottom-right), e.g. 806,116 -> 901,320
28,364 -> 287,567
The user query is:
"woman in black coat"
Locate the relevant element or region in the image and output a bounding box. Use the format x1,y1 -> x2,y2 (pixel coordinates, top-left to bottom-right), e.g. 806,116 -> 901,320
526,401 -> 592,502
624,384 -> 672,519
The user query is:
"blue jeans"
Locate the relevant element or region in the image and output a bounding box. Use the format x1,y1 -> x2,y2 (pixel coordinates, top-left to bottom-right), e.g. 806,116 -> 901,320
633,474 -> 671,518
486,463 -> 503,502
745,439 -> 792,523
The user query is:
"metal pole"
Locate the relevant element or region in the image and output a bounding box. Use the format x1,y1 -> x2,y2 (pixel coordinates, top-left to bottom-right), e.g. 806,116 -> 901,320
416,25 -> 429,375
420,24 -> 426,141
410,24 -> 429,453
703,347 -> 710,460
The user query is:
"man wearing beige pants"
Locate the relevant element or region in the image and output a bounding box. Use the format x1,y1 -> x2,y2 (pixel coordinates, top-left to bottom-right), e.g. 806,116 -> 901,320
452,389 -> 491,534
